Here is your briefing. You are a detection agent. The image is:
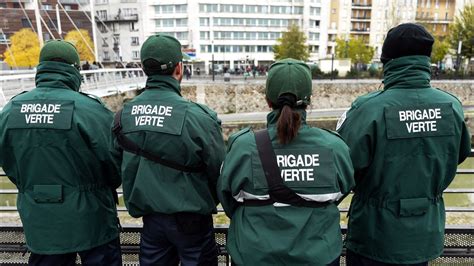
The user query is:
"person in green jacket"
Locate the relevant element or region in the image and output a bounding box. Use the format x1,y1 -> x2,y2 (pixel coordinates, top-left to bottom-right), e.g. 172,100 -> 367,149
0,40 -> 122,265
111,34 -> 225,265
218,58 -> 355,265
337,23 -> 471,265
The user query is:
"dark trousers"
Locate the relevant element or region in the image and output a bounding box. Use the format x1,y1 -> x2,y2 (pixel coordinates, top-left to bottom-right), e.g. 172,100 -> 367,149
28,237 -> 122,266
140,212 -> 218,266
346,249 -> 428,266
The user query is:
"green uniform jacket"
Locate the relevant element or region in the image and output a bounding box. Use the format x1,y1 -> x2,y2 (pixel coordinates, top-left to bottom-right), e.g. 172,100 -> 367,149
218,111 -> 354,265
0,62 -> 121,254
337,56 -> 471,264
112,75 -> 225,217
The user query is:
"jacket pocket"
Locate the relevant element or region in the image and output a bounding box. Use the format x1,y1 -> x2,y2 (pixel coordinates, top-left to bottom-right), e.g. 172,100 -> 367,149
399,197 -> 429,217
33,185 -> 63,203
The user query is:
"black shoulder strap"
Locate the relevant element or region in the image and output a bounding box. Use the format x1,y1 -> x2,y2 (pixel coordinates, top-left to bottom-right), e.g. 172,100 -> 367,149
254,129 -> 331,208
112,110 -> 205,173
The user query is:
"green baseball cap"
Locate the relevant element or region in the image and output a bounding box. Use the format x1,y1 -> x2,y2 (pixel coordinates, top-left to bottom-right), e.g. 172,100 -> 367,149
39,40 -> 80,67
140,34 -> 183,74
266,58 -> 312,106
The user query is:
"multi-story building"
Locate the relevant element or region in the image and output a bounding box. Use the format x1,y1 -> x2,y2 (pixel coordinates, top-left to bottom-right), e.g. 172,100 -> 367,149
94,0 -> 145,63
0,0 -> 93,64
140,0 -> 329,72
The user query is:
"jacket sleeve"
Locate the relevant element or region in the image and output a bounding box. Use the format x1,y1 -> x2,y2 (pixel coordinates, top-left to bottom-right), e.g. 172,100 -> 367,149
0,103 -> 17,186
337,107 -> 375,182
202,119 -> 226,205
333,140 -> 355,205
458,116 -> 471,165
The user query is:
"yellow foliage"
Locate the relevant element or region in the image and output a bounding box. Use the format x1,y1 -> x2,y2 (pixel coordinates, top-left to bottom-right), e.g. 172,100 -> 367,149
65,29 -> 95,62
3,28 -> 40,68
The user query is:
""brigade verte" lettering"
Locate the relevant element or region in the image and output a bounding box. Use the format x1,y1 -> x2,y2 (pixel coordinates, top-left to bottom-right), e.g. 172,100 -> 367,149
276,154 -> 320,182
131,104 -> 173,127
20,103 -> 61,124
399,108 -> 442,133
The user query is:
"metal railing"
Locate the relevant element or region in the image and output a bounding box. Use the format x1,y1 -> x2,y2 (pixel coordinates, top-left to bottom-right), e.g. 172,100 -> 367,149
0,68 -> 146,109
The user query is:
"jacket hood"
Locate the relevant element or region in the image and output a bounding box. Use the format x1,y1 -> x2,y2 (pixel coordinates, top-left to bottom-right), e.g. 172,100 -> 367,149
35,61 -> 82,91
383,55 -> 431,90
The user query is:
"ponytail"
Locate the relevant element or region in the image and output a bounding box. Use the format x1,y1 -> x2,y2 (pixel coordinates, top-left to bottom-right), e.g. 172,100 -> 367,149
276,94 -> 302,145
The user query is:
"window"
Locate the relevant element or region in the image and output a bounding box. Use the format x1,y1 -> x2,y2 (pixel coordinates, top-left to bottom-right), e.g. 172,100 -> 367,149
220,4 -> 232,12
270,19 -> 279,26
123,8 -> 137,17
131,37 -> 139,46
176,18 -> 187,27
281,20 -> 289,26
310,20 -> 320,28
233,18 -> 244,26
200,17 -> 209,26
232,46 -> 243,52
269,32 -> 280,39
331,8 -> 336,14
246,18 -> 257,26
103,51 -> 110,61
258,19 -> 269,26
310,7 -> 320,16
257,5 -> 268,13
245,5 -> 257,13
234,32 -> 244,40
21,18 -> 30,27
200,31 -> 209,40
309,32 -> 320,41
294,6 -> 304,14
99,24 -> 107,33
162,19 -> 174,27
97,10 -> 107,20
161,5 -> 173,14
155,20 -> 161,27
130,22 -> 138,31
232,5 -> 244,13
42,4 -> 52,10
258,32 -> 269,40
132,51 -> 139,59
176,32 -> 188,40
175,4 -> 187,13
199,4 -> 217,13
102,38 -> 108,47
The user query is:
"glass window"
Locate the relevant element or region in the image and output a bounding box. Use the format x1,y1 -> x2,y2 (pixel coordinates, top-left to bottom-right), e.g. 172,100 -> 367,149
294,6 -> 304,14
246,18 -> 257,26
176,32 -> 188,40
232,5 -> 243,13
281,20 -> 289,26
270,19 -> 279,26
176,18 -> 187,27
233,18 -> 244,26
161,5 -> 173,14
132,51 -> 140,59
258,19 -> 268,26
131,36 -> 139,45
258,32 -> 269,40
200,31 -> 209,40
200,17 -> 209,26
162,19 -> 174,27
155,20 -> 161,27
245,5 -> 257,13
257,5 -> 268,13
310,7 -> 320,16
175,4 -> 187,13
220,4 -> 232,12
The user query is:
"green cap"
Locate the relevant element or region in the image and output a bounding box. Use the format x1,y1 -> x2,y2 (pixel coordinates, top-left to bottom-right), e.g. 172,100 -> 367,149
140,34 -> 183,74
39,40 -> 80,67
266,58 -> 312,106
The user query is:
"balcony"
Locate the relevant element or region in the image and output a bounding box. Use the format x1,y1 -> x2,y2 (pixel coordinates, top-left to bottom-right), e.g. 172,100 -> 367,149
99,14 -> 138,23
352,1 -> 372,9
351,16 -> 371,21
350,28 -> 370,34
415,17 -> 453,24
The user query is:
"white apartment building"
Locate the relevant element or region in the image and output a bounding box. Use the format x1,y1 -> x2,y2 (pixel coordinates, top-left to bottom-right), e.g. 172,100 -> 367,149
95,0 -> 145,63
94,0 -> 473,69
141,0 -> 328,72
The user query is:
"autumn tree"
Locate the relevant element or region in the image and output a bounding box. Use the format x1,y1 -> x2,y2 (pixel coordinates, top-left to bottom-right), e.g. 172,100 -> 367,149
273,24 -> 309,61
449,4 -> 474,60
3,29 -> 40,68
335,37 -> 374,65
65,29 -> 95,62
431,36 -> 450,64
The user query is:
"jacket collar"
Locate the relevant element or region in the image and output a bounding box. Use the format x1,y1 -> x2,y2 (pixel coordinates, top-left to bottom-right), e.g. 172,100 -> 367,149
266,108 -> 307,127
145,74 -> 182,96
383,55 -> 432,90
35,61 -> 82,91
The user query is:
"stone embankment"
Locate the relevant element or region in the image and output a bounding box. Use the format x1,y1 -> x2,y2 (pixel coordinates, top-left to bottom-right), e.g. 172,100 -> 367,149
102,80 -> 474,140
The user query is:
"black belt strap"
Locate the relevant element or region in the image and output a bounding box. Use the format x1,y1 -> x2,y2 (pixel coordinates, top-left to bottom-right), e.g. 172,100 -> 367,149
112,110 -> 205,173
253,129 -> 331,208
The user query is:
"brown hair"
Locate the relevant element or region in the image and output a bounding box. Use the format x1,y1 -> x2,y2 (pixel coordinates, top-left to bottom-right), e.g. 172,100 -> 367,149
276,104 -> 302,145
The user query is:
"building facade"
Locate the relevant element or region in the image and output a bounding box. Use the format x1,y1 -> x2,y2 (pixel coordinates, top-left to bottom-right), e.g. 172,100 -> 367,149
94,0 -> 145,63
0,0 -> 93,65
